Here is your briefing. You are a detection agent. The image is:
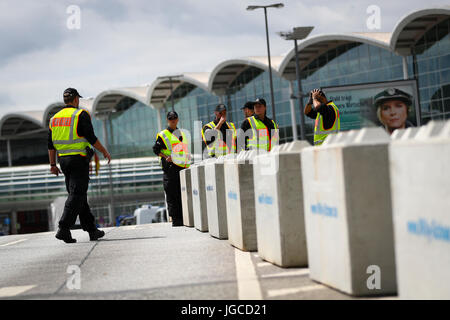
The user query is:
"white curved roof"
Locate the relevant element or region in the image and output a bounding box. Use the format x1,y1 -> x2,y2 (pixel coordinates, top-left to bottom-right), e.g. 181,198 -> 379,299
92,86 -> 151,116
208,56 -> 283,95
390,6 -> 450,55
147,73 -> 210,109
0,111 -> 45,138
42,102 -> 65,128
278,32 -> 391,80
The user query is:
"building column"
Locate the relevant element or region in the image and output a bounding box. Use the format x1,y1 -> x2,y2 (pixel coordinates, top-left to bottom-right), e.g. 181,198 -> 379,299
102,118 -> 109,149
108,203 -> 115,227
157,108 -> 162,132
402,56 -> 408,80
289,81 -> 299,141
11,211 -> 18,234
7,139 -> 12,167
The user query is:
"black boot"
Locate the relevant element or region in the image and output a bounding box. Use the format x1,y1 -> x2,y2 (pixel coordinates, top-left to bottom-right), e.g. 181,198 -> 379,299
89,229 -> 105,241
55,228 -> 77,243
172,216 -> 184,227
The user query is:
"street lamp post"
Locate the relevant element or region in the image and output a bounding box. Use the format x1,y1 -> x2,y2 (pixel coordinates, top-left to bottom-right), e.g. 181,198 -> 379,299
247,3 -> 284,122
278,26 -> 314,140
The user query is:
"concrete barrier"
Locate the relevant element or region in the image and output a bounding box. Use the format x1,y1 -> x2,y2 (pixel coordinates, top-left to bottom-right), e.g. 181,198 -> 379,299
204,156 -> 229,239
191,161 -> 208,232
253,140 -> 311,267
389,120 -> 450,299
301,128 -> 397,296
224,151 -> 258,251
180,168 -> 194,227
391,127 -> 420,140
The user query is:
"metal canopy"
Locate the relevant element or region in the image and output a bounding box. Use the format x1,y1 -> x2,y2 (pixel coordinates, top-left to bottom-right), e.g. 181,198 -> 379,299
278,33 -> 391,80
92,86 -> 150,116
390,7 -> 450,55
0,111 -> 45,139
148,73 -> 210,109
208,57 -> 283,95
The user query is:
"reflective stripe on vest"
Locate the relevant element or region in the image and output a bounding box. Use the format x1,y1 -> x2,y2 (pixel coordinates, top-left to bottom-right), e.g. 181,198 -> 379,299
201,121 -> 237,157
50,108 -> 90,156
314,102 -> 340,146
158,129 -> 190,168
247,116 -> 279,152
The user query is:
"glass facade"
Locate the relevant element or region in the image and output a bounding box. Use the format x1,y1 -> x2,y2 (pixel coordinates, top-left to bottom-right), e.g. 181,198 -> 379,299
414,18 -> 450,122
153,43 -> 413,145
92,100 -> 160,159
0,136 -> 48,167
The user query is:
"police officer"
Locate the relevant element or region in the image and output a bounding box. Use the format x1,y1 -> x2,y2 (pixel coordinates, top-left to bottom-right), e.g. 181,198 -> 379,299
304,89 -> 340,146
239,98 -> 279,152
374,88 -> 414,135
241,101 -> 255,119
153,111 -> 190,227
201,104 -> 237,158
49,88 -> 111,243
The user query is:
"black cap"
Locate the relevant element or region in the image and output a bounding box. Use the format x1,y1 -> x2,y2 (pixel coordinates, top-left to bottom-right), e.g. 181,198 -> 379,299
63,88 -> 82,99
254,98 -> 266,106
242,101 -> 255,110
167,111 -> 178,120
215,104 -> 227,112
374,88 -> 412,108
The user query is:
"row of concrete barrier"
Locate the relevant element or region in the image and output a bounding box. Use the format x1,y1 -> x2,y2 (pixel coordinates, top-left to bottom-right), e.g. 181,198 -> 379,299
180,120 -> 450,299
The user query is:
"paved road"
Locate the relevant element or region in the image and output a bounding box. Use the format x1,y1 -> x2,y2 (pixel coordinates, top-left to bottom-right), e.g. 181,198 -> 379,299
0,223 -> 396,300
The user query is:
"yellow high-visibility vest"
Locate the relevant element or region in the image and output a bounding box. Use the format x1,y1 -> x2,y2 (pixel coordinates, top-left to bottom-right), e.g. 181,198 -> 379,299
50,107 -> 91,156
201,121 -> 237,157
314,101 -> 340,146
157,129 -> 190,168
247,116 -> 279,152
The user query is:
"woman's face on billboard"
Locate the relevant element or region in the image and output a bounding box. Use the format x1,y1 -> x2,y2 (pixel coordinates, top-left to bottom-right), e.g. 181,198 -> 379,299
379,100 -> 408,129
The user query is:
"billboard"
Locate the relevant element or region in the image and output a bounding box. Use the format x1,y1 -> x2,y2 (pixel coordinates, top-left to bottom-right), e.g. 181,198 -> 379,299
321,79 -> 420,131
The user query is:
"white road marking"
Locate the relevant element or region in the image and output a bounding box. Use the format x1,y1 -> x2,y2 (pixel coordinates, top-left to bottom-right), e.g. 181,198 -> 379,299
261,269 -> 310,279
267,284 -> 326,298
234,249 -> 263,300
0,285 -> 36,298
256,262 -> 272,267
0,239 -> 28,247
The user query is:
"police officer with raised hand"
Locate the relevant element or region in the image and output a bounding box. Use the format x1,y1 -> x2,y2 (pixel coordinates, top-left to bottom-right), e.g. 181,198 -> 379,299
153,111 -> 190,227
49,88 -> 111,243
201,104 -> 237,158
239,98 -> 278,152
304,89 -> 340,146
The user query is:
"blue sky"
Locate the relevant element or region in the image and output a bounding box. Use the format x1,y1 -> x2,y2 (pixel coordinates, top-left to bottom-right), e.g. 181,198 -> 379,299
0,0 -> 448,117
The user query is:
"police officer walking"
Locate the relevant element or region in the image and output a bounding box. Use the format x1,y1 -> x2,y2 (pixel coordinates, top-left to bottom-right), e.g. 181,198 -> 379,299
153,111 -> 191,227
201,104 -> 237,158
49,88 -> 111,243
304,89 -> 340,146
239,98 -> 279,152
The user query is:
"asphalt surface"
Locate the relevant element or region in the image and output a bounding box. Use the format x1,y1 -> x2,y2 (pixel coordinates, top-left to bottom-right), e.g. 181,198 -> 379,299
0,223 -> 397,300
